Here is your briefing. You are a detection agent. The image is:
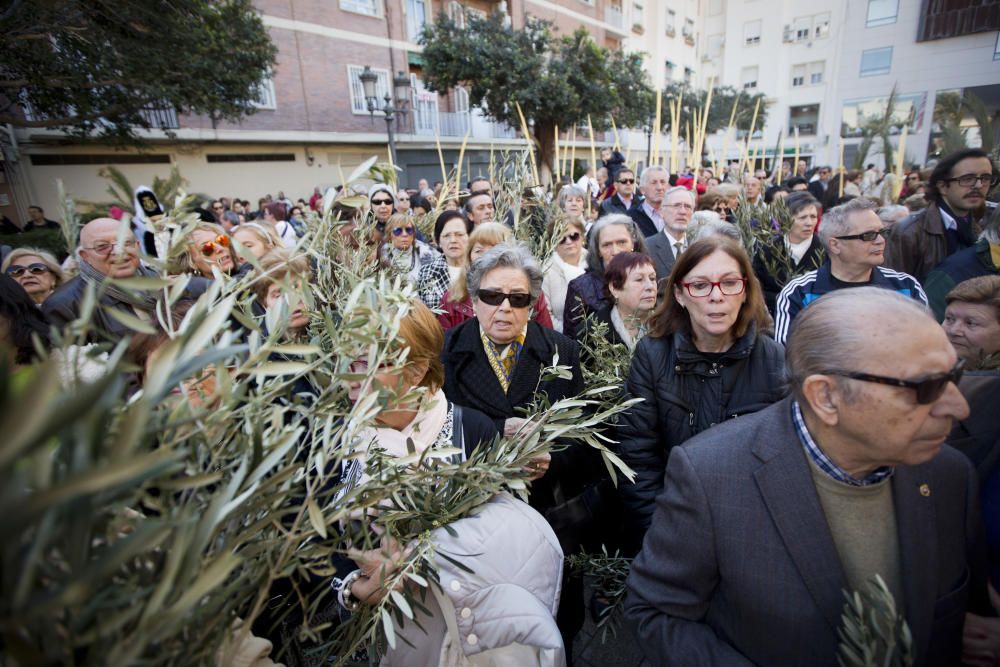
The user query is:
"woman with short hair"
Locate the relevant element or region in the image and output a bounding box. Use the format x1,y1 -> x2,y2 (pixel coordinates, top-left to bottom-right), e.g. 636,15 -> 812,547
581,252 -> 657,351
263,202 -> 298,247
416,211 -> 472,310
615,236 -> 787,554
943,275 -> 1000,370
2,247 -> 66,305
541,216 -> 587,333
379,213 -> 435,286
752,191 -> 825,315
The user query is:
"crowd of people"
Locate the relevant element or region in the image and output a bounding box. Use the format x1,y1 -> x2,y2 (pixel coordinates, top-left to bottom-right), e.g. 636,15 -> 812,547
1,145 -> 999,667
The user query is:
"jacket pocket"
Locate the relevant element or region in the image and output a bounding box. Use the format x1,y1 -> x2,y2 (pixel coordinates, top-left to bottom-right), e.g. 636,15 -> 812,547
933,566 -> 970,621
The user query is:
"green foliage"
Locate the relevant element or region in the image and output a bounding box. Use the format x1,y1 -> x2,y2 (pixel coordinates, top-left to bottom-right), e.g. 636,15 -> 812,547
0,0 -> 278,144
837,575 -> 914,667
732,195 -> 824,291
659,82 -> 770,136
420,13 -> 652,180
79,165 -> 190,219
930,90 -> 998,160
0,227 -> 68,260
567,548 -> 631,642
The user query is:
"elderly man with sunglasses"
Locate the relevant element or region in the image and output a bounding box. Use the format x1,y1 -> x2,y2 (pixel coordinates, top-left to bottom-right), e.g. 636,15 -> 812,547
627,287 -> 990,667
774,198 -> 927,346
43,217 -> 207,343
886,148 -> 997,283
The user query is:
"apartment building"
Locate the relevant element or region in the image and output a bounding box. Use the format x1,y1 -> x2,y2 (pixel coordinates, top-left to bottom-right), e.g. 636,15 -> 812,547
3,0 -> 629,221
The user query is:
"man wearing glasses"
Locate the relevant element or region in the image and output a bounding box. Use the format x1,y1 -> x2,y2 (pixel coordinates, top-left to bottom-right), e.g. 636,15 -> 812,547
599,167 -> 637,218
886,148 -> 996,282
627,287 -> 987,667
774,198 -> 927,346
645,186 -> 694,282
43,217 -> 205,342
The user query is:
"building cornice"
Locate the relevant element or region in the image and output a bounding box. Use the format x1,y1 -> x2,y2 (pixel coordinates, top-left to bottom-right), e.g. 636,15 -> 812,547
261,14 -> 421,52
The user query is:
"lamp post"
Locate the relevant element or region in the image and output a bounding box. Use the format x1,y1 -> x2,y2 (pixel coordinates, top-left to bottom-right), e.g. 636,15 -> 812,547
359,66 -> 411,166
644,115 -> 654,168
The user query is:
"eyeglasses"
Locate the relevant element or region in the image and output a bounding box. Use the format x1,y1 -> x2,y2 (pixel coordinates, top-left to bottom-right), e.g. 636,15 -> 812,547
82,239 -> 139,256
392,226 -> 415,236
371,198 -> 394,206
398,197 -> 410,202
6,263 -> 49,277
943,173 -> 999,188
617,178 -> 635,184
680,277 -> 747,298
819,359 -> 964,405
212,205 -> 224,211
834,228 -> 891,242
477,289 -> 532,308
561,231 -> 582,244
665,202 -> 694,211
200,235 -> 230,256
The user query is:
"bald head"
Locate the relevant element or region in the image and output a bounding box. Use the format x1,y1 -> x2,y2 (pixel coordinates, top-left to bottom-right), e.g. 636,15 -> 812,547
79,217 -> 122,248
78,217 -> 140,278
786,288 -> 934,400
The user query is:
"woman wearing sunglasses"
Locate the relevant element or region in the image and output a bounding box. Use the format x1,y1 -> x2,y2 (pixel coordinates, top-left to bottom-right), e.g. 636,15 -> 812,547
615,236 -> 786,555
379,213 -> 435,286
541,216 -> 587,333
1,247 -> 66,305
172,223 -> 234,279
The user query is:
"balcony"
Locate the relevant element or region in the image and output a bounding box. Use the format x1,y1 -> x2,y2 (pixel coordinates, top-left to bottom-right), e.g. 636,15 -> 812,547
139,106 -> 180,130
412,108 -> 517,140
604,5 -> 629,36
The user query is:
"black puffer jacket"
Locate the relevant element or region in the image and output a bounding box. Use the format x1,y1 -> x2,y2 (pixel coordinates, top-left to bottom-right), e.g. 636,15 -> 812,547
614,325 -> 787,554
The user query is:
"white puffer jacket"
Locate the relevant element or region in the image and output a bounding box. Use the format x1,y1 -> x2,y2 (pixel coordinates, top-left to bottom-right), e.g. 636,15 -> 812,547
381,493 -> 565,667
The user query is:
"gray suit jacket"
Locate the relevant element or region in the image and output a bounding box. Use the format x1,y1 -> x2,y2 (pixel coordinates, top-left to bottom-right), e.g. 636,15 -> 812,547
625,397 -> 987,667
645,231 -> 681,284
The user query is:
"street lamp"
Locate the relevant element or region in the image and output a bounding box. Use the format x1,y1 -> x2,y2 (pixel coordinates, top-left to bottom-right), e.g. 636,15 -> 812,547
359,66 -> 411,166
644,114 -> 655,167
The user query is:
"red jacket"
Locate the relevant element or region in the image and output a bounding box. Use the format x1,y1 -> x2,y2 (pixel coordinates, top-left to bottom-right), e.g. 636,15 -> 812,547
438,290 -> 554,331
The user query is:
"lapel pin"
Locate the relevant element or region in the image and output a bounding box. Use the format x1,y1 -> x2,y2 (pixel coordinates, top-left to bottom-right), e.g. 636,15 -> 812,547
919,484 -> 931,497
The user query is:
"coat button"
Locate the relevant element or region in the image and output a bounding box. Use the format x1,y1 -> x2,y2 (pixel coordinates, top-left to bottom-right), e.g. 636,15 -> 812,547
467,633 -> 478,646
450,580 -> 461,592
461,607 -> 472,619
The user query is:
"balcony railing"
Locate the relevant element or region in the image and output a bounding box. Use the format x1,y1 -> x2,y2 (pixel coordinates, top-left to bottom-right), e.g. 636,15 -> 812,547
139,106 -> 180,130
412,108 -> 517,139
604,6 -> 624,30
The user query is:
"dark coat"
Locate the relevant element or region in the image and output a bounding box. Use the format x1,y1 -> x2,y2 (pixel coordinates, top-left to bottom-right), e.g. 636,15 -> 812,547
614,325 -> 787,554
625,397 -> 989,667
599,193 -> 636,219
885,202 -> 977,283
442,318 -> 596,516
576,304 -> 627,348
562,270 -> 606,340
628,204 -> 659,238
644,230 -> 681,284
752,235 -> 825,315
924,239 -> 1000,321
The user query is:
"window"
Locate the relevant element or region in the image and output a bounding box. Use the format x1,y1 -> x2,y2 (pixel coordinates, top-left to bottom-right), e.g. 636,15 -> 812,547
340,0 -> 379,17
406,0 -> 428,42
809,61 -> 825,85
684,67 -> 694,83
453,86 -> 469,115
859,46 -> 893,76
789,104 -> 820,135
793,16 -> 810,41
252,76 -> 276,110
744,20 -> 762,46
664,7 -> 675,35
814,12 -> 831,39
866,0 -> 898,27
683,17 -> 695,43
841,92 -> 926,137
664,60 -> 675,82
706,34 -> 725,59
741,65 -> 758,90
447,1 -> 465,28
791,64 -> 806,87
347,64 -> 390,114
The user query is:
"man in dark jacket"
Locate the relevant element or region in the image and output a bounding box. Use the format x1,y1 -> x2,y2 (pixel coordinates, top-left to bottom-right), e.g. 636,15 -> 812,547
626,288 -> 988,667
885,148 -> 995,282
924,208 -> 1000,320
628,165 -> 670,238
598,168 -> 638,218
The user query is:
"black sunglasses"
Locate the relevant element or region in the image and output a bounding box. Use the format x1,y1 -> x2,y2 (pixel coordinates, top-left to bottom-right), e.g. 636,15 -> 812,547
617,178 -> 635,184
834,228 -> 891,242
820,359 -> 965,405
392,226 -> 414,236
561,231 -> 582,243
371,198 -> 394,205
6,262 -> 49,277
477,288 -> 531,308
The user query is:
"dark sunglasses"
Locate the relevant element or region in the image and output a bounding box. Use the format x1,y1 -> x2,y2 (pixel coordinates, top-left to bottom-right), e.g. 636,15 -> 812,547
392,226 -> 415,236
371,198 -> 394,206
820,359 -> 965,405
834,228 -> 891,242
561,231 -> 582,244
6,262 -> 49,277
617,178 -> 635,184
200,235 -> 230,256
477,288 -> 531,308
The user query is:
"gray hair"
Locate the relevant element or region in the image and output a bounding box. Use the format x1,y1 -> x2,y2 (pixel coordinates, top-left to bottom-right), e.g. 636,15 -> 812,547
586,214 -> 648,274
877,205 -> 909,227
785,287 -> 931,403
640,164 -> 669,188
980,205 -> 1000,244
222,210 -> 241,226
467,241 -> 544,302
817,197 -> 878,249
558,185 -> 587,210
687,216 -> 742,244
664,185 -> 696,204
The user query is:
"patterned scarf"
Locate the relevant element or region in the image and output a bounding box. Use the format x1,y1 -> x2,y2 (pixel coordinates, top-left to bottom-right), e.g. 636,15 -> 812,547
481,327 -> 526,393
78,260 -> 160,313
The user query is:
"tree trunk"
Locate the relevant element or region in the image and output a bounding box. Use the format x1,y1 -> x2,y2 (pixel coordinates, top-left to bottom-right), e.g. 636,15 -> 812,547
534,121 -> 555,186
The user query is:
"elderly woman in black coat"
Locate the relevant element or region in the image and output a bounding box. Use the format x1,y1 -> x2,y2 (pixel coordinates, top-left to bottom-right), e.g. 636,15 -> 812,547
441,240 -> 604,662
562,214 -> 647,339
753,191 -> 825,315
615,236 -> 787,555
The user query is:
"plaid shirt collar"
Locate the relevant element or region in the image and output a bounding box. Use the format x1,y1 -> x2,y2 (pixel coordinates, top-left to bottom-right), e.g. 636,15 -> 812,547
791,400 -> 894,487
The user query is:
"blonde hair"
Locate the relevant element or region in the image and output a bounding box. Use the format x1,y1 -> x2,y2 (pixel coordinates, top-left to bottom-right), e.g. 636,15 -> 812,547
447,222 -> 511,303
252,249 -> 312,303
397,299 -> 445,391
1,247 -> 66,288
169,222 -> 230,275
233,222 -> 282,250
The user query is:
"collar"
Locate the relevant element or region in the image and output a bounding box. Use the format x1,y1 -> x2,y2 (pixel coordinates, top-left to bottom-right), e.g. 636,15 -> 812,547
791,400 -> 893,486
937,202 -> 958,231
642,201 -> 665,231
